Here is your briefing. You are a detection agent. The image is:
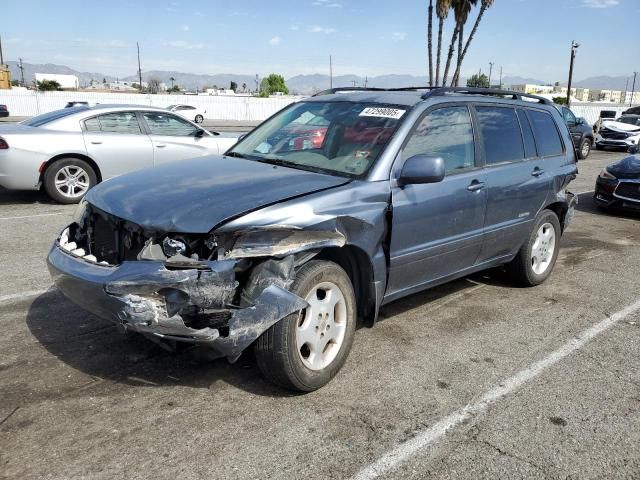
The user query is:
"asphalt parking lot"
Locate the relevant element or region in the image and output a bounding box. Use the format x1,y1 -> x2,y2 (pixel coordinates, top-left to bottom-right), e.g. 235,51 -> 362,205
0,150 -> 638,479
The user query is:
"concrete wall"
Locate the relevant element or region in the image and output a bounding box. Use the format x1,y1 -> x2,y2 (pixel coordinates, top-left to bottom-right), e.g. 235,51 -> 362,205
0,90 -> 302,120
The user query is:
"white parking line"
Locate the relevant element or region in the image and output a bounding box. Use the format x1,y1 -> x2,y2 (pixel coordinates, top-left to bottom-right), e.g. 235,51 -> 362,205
0,212 -> 66,221
351,298 -> 640,480
0,288 -> 53,304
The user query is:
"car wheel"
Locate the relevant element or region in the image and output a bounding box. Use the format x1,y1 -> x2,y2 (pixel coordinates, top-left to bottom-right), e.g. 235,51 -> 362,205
506,210 -> 561,287
43,158 -> 97,204
195,114 -> 204,124
254,260 -> 356,392
578,138 -> 591,159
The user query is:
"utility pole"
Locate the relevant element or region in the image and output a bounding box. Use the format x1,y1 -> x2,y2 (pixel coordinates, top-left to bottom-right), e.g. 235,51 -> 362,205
0,35 -> 4,65
364,76 -> 368,88
624,78 -> 629,105
136,42 -> 142,92
329,55 -> 333,89
566,40 -> 579,107
631,72 -> 638,107
499,66 -> 503,89
488,62 -> 494,88
19,58 -> 25,86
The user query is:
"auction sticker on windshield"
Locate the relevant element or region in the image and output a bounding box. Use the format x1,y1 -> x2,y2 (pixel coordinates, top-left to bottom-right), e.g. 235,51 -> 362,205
359,107 -> 406,119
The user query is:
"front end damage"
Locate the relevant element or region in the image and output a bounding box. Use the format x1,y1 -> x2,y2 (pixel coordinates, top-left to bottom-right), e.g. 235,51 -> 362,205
46,203 -> 353,361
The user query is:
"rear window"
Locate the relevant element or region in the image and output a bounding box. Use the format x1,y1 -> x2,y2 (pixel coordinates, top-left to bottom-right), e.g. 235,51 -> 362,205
527,110 -> 564,157
22,107 -> 89,127
476,106 -> 524,164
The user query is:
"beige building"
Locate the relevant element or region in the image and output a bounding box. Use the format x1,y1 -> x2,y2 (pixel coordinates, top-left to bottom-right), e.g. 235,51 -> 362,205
511,84 -> 555,95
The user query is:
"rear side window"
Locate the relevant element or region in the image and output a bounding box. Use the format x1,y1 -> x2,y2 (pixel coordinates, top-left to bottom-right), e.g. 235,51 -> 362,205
476,107 -> 524,164
403,106 -> 475,174
527,110 -> 564,157
517,109 -> 537,158
84,112 -> 142,134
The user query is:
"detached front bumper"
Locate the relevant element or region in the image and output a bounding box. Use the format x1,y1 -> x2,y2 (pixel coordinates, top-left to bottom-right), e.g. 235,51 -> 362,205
47,242 -> 306,360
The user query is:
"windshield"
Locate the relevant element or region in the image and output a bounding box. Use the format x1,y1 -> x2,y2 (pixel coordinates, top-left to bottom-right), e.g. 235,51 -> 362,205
227,101 -> 408,177
22,107 -> 89,127
616,116 -> 640,127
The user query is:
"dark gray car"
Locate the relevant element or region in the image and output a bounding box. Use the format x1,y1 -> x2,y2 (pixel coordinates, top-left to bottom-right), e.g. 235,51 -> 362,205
47,87 -> 578,391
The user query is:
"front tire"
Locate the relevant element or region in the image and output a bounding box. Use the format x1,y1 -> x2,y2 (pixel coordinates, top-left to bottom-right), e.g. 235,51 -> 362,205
506,210 -> 561,287
578,138 -> 591,159
43,158 -> 97,204
194,114 -> 204,124
254,260 -> 357,392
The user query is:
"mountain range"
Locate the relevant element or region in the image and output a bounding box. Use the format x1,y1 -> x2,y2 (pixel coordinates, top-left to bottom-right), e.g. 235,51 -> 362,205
5,61 -> 634,95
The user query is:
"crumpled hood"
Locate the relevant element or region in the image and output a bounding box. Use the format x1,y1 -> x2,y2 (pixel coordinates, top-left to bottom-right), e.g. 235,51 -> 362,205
85,155 -> 350,233
608,155 -> 640,179
602,120 -> 640,133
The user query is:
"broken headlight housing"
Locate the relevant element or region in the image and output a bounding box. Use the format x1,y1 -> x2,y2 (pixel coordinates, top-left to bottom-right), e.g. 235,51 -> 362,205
162,237 -> 187,257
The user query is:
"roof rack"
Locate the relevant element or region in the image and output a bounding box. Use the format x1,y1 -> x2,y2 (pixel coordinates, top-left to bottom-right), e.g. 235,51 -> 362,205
312,87 -> 387,96
422,87 -> 552,105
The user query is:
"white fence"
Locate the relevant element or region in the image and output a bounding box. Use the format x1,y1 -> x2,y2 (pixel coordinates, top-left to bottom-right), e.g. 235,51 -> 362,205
570,103 -> 637,125
0,90 -> 302,121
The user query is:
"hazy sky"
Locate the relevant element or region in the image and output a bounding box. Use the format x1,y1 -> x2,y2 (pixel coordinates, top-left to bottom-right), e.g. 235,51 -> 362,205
1,0 -> 637,83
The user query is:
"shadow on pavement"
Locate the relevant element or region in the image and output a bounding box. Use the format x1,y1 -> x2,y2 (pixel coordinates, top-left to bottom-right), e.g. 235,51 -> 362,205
0,186 -> 56,206
576,191 -> 640,220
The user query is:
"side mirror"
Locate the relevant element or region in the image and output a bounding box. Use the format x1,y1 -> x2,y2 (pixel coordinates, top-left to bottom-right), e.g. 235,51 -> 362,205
399,155 -> 445,185
195,128 -> 206,137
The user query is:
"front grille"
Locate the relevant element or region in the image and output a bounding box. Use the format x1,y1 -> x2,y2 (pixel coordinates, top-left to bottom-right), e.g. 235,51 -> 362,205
615,182 -> 640,201
600,130 -> 630,140
74,206 -> 149,265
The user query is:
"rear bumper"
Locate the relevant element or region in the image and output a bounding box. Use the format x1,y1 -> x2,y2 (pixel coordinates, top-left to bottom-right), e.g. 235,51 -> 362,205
47,241 -> 306,359
0,111 -> 9,118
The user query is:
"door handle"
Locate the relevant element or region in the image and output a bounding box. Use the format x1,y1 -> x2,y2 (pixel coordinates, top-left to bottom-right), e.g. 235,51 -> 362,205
531,167 -> 544,177
155,144 -> 167,148
467,180 -> 485,192
90,141 -> 102,145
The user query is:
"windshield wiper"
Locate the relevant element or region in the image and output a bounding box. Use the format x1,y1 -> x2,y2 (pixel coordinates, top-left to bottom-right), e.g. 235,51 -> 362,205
225,151 -> 247,159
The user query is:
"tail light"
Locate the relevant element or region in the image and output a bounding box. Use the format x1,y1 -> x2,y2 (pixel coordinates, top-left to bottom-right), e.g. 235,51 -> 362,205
0,137 -> 8,150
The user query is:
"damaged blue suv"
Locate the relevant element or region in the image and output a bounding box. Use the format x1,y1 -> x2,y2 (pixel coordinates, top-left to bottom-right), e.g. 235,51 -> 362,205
48,87 -> 578,391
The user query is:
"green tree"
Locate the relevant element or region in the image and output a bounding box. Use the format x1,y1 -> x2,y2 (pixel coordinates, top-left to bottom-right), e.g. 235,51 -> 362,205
435,0 -> 452,86
452,0 -> 495,86
448,0 -> 478,87
230,80 -> 238,92
168,84 -> 181,93
11,79 -> 20,87
553,96 -> 568,106
259,74 -> 289,96
36,79 -> 61,91
466,73 -> 489,88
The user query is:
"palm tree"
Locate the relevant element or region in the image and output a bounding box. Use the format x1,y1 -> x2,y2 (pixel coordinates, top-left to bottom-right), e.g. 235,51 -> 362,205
169,76 -> 175,91
427,0 -> 434,87
435,0 -> 452,86
452,0 -> 495,86
449,0 -> 478,86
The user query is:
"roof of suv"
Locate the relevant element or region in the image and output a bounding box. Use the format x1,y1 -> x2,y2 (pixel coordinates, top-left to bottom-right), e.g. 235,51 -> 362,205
307,87 -> 553,109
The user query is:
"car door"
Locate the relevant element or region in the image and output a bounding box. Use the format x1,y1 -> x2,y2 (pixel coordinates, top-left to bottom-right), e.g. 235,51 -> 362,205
140,111 -> 220,165
386,105 -> 488,298
474,106 -> 554,263
561,107 -> 581,149
82,111 -> 154,180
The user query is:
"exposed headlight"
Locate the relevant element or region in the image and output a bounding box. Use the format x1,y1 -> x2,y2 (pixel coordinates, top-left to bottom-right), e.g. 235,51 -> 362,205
598,169 -> 617,180
72,200 -> 88,224
162,237 -> 187,257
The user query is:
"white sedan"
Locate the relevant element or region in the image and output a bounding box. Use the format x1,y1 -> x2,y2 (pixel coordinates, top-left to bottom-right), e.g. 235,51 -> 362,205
167,104 -> 208,124
0,105 -> 238,203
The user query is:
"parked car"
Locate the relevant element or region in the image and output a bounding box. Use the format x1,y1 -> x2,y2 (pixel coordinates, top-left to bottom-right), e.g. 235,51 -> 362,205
167,104 -> 207,124
623,106 -> 640,116
557,105 -> 593,159
47,87 -> 578,391
594,147 -> 640,211
595,115 -> 640,151
0,105 -> 238,203
0,104 -> 9,118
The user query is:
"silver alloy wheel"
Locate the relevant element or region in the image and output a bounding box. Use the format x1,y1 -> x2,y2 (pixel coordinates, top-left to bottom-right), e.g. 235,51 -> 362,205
531,222 -> 556,275
296,281 -> 348,371
54,165 -> 90,199
581,140 -> 590,158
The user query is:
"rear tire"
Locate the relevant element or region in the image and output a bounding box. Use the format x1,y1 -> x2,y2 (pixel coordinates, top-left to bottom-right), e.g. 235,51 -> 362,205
195,115 -> 204,124
43,158 -> 97,204
506,210 -> 561,287
254,260 -> 356,392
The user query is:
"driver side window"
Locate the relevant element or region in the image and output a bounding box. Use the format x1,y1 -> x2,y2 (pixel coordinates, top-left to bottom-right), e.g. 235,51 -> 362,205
403,106 -> 475,174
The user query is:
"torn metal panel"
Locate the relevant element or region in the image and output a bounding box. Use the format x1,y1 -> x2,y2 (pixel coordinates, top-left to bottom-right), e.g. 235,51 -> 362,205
227,229 -> 346,259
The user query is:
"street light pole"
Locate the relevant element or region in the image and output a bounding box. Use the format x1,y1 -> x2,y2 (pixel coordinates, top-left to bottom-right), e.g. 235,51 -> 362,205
488,62 -> 494,88
137,42 -> 142,92
630,72 -> 637,107
566,40 -> 579,107
499,66 -> 503,89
